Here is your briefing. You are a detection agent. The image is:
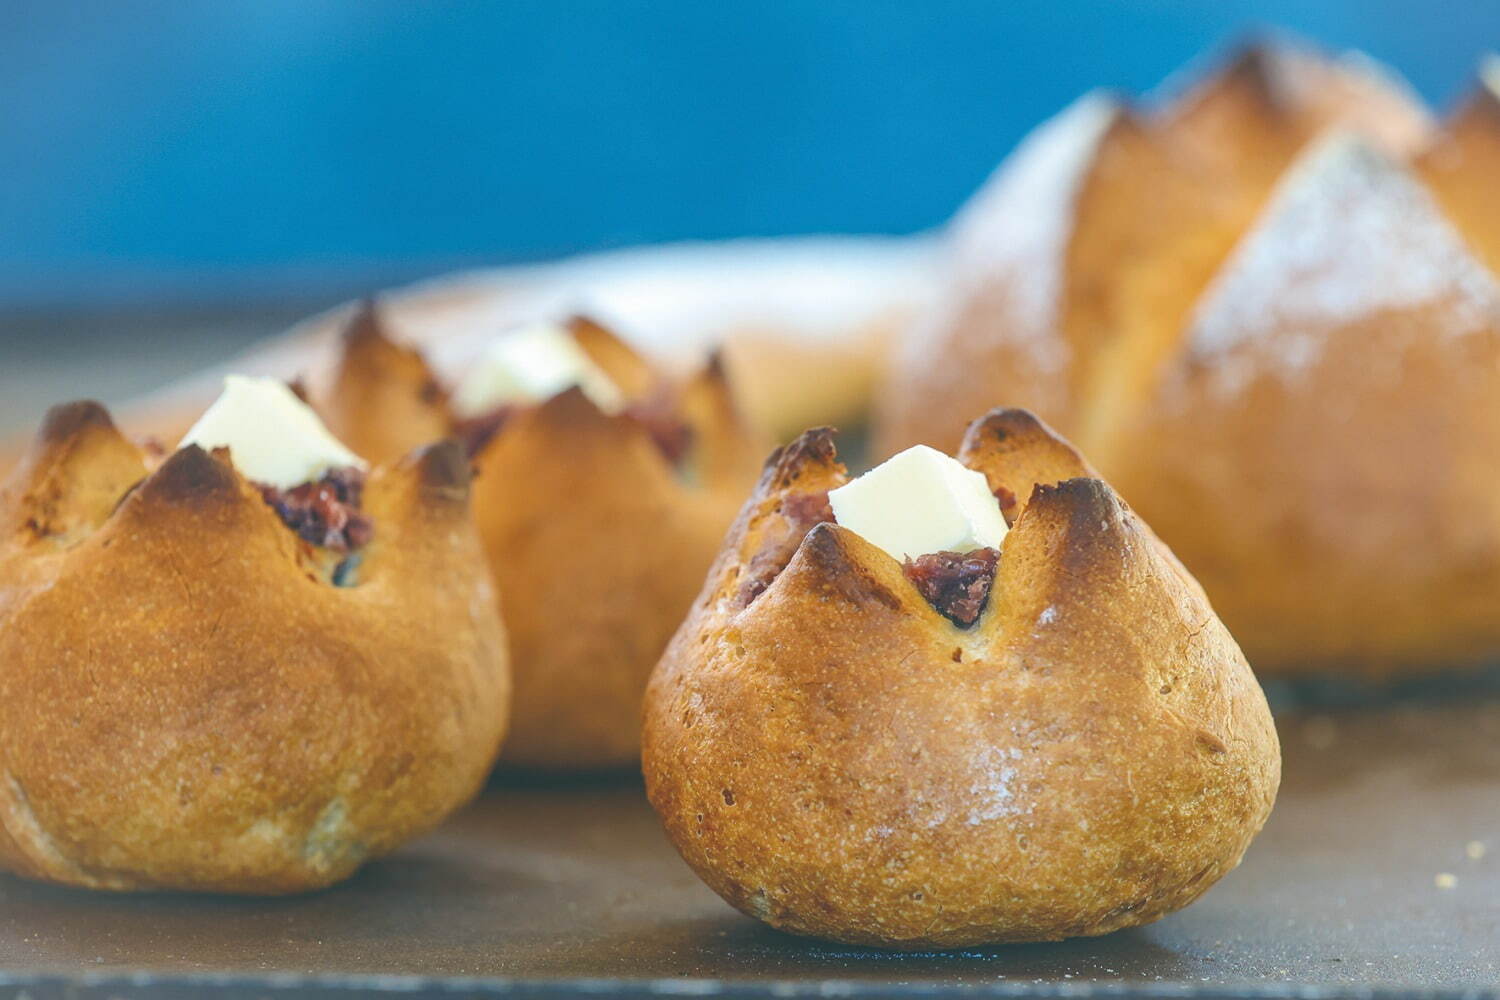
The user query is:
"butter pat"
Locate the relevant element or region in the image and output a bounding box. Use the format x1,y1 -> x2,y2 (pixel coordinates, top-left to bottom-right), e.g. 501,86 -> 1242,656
451,322 -> 625,417
1484,53 -> 1500,99
828,445 -> 1008,561
179,375 -> 367,490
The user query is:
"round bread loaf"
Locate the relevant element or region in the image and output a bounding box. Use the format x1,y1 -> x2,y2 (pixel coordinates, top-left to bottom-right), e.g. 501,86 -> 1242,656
644,410 -> 1279,947
0,402 -> 510,892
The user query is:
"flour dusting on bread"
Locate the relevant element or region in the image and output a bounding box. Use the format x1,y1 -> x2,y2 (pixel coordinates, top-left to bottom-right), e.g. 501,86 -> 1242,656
949,93 -> 1119,338
1186,131 -> 1500,392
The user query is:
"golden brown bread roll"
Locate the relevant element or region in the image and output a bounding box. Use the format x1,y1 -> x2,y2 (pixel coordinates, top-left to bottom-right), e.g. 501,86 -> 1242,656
643,410 -> 1279,948
0,402 -> 510,892
317,307 -> 764,771
877,42 -> 1500,677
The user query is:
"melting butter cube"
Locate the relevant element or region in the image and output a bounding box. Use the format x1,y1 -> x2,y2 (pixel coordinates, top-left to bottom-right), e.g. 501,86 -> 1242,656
179,375 -> 367,490
828,445 -> 1008,561
1484,53 -> 1500,97
451,322 -> 625,418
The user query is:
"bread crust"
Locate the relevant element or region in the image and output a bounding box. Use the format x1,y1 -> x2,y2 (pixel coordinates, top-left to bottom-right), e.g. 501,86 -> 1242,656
877,50 -> 1500,678
0,403 -> 510,893
317,310 -> 764,771
642,410 -> 1279,948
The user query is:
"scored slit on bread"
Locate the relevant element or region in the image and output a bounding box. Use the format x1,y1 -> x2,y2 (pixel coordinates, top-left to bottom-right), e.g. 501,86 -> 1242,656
887,93 -> 1245,459
0,402 -> 510,893
643,409 -> 1279,948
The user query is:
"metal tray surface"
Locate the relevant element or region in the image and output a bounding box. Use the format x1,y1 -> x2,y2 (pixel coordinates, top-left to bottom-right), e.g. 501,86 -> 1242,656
0,690 -> 1495,999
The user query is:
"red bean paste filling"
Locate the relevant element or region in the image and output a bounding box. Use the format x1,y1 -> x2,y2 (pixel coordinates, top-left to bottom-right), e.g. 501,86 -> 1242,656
257,466 -> 373,555
453,393 -> 693,466
736,490 -> 1002,627
902,548 -> 999,628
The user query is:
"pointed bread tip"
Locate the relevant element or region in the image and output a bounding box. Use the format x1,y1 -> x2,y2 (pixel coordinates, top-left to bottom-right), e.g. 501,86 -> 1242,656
411,438 -> 472,493
1019,477 -> 1132,573
763,426 -> 840,490
961,407 -> 1052,450
35,400 -> 117,449
136,445 -> 242,506
788,521 -> 903,614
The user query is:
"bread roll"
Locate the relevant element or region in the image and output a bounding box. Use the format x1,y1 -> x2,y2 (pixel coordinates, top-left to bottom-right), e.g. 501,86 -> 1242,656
643,410 -> 1279,947
0,402 -> 509,892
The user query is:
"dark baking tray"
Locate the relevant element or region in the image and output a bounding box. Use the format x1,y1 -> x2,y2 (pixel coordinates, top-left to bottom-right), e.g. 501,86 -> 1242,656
0,681 -> 1495,1000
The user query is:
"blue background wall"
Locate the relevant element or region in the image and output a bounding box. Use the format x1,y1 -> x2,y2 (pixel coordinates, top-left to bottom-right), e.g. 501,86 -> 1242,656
2,0 -> 1497,307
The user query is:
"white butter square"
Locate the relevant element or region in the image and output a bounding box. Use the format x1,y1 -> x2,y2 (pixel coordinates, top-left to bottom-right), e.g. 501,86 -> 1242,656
179,375 -> 366,490
828,445 -> 1008,561
451,322 -> 624,417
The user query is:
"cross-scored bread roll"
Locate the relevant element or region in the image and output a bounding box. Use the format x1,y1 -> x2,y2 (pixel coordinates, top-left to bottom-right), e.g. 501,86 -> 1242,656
0,402 -> 510,892
643,410 -> 1278,948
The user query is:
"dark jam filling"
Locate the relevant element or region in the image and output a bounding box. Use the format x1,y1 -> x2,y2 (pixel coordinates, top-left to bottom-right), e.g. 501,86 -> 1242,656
257,467 -> 373,554
902,548 -> 1000,628
453,396 -> 694,466
735,490 -> 1002,627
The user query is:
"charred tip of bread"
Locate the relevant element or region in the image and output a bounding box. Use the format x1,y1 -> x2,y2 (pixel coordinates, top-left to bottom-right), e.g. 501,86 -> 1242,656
6,400 -> 148,543
319,302 -> 449,468
681,349 -> 740,417
339,298 -> 386,348
285,377 -> 313,405
528,385 -> 687,466
133,445 -> 243,508
783,522 -> 904,614
672,351 -> 763,492
681,349 -> 737,408
487,388 -> 641,473
761,426 -> 841,492
531,384 -> 614,432
1185,32 -> 1337,112
35,400 -> 118,451
1016,476 -> 1132,577
702,347 -> 728,382
1025,476 -> 1122,527
959,408 -> 1097,520
407,439 -> 472,497
1219,39 -> 1299,104
1104,100 -> 1156,140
